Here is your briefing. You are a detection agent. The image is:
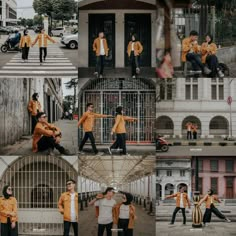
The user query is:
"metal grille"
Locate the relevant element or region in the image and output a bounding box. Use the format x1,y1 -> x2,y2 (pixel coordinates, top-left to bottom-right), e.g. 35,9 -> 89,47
0,156 -> 78,235
79,78 -> 156,144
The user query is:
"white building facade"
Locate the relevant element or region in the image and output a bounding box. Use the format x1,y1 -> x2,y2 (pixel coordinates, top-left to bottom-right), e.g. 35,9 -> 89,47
0,0 -> 17,27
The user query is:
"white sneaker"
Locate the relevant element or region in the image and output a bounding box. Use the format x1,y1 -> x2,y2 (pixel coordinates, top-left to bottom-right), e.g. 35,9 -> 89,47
96,152 -> 104,156
94,72 -> 98,77
78,151 -> 85,155
108,147 -> 112,155
204,66 -> 211,74
132,75 -> 136,79
136,67 -> 140,74
218,69 -> 224,78
225,218 -> 231,223
99,74 -> 103,78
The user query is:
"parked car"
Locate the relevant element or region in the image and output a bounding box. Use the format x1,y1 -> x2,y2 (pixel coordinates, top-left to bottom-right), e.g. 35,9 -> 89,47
60,33 -> 78,49
0,26 -> 10,35
50,27 -> 65,37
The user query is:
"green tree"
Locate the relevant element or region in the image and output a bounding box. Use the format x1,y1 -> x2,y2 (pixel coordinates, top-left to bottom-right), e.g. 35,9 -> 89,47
33,15 -> 43,26
26,19 -> 34,27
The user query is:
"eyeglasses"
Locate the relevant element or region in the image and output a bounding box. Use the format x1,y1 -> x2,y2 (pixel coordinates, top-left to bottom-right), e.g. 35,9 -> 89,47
7,188 -> 13,191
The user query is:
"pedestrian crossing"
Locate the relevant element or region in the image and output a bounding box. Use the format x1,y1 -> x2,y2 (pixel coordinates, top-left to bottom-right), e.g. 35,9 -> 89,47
0,43 -> 78,78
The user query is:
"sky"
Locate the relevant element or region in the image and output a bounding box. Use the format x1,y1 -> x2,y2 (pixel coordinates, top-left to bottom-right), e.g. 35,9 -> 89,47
62,78 -> 75,97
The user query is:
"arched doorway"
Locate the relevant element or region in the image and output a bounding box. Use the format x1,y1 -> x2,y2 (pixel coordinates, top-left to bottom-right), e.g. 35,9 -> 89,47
165,183 -> 174,196
182,116 -> 201,137
0,156 -> 77,235
156,116 -> 174,136
79,78 -> 156,144
209,116 -> 229,136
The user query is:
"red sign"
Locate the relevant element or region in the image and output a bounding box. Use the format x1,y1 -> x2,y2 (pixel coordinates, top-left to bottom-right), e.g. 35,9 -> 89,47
227,96 -> 232,105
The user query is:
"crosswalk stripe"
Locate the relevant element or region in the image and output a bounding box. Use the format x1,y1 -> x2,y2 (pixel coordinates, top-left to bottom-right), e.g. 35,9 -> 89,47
3,66 -> 76,69
6,63 -> 73,66
0,71 -> 77,75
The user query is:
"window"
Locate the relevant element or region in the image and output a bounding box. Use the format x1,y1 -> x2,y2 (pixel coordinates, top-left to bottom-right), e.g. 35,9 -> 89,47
185,78 -> 198,100
167,170 -> 172,176
211,78 -> 224,100
226,160 -> 234,173
180,170 -> 185,176
211,177 -> 218,194
198,160 -> 203,172
198,177 -> 203,195
160,79 -> 173,100
156,170 -> 159,176
210,160 -> 218,172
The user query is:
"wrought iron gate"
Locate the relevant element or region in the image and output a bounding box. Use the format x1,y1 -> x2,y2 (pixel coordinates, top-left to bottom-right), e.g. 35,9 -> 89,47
0,156 -> 78,235
79,78 -> 156,144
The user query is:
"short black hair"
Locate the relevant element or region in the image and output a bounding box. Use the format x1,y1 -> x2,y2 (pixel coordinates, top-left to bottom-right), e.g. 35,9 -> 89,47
36,112 -> 46,119
86,103 -> 93,108
32,93 -> 39,100
104,187 -> 115,194
189,30 -> 198,36
205,33 -> 213,44
208,189 -> 213,195
116,106 -> 123,115
66,179 -> 76,184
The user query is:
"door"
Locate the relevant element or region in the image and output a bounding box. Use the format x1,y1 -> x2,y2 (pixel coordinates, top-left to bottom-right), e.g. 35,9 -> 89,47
89,14 -> 115,67
225,177 -> 234,199
125,14 -> 151,67
47,95 -> 51,123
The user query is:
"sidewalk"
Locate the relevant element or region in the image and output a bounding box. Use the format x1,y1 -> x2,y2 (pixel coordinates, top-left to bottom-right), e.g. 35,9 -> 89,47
0,119 -> 77,155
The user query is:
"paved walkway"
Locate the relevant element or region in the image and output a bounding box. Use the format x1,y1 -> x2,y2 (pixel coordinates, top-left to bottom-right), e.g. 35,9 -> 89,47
0,119 -> 77,155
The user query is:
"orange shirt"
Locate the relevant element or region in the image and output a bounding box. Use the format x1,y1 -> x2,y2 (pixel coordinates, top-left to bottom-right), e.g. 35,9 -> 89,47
112,115 -> 136,134
28,100 -> 42,116
201,42 -> 217,63
181,37 -> 201,62
166,192 -> 190,208
32,33 -> 56,47
32,121 -> 61,152
78,111 -> 109,132
127,41 -> 143,57
58,192 -> 79,222
93,37 -> 109,56
20,35 -> 31,48
0,197 -> 18,223
113,203 -> 136,229
200,194 -> 220,209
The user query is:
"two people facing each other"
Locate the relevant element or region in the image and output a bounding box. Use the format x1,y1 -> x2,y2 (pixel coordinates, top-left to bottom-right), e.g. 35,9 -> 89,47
89,187 -> 136,236
165,187 -> 231,226
182,30 -> 224,78
19,28 -> 56,63
78,103 -> 137,156
185,122 -> 198,140
93,31 -> 143,78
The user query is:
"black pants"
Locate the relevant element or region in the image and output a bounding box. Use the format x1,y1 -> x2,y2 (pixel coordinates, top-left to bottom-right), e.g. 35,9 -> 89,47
118,219 -> 133,236
63,221 -> 78,236
186,53 -> 204,71
79,132 -> 98,154
22,46 -> 29,60
130,51 -> 139,76
110,133 -> 127,154
193,131 -> 197,140
171,207 -> 186,224
98,222 -> 113,236
1,218 -> 18,236
187,131 -> 192,140
203,204 -> 226,223
37,136 -> 65,153
39,47 -> 47,62
206,55 -> 219,77
31,115 -> 37,134
95,55 -> 105,75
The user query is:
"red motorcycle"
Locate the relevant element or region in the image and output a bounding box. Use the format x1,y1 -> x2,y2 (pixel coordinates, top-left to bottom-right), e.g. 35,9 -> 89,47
156,136 -> 169,152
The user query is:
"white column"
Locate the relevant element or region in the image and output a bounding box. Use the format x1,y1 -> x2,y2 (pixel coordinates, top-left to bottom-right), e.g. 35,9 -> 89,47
115,12 -> 124,68
175,78 -> 185,100
202,77 -> 210,100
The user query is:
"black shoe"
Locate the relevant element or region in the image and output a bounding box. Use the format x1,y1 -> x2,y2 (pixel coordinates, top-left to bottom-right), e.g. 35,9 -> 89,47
169,222 -> 174,225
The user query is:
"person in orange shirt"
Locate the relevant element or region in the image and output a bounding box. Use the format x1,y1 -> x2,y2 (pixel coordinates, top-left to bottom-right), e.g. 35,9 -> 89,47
108,106 -> 137,156
127,34 -> 143,78
185,122 -> 192,140
0,185 -> 18,236
182,30 -> 211,75
19,29 -> 31,62
32,28 -> 56,64
78,103 -> 112,155
113,191 -> 136,236
192,123 -> 198,140
165,186 -> 191,225
33,112 -> 70,155
198,189 -> 231,226
201,34 -> 224,78
93,31 -> 109,78
58,179 -> 79,236
28,93 -> 42,134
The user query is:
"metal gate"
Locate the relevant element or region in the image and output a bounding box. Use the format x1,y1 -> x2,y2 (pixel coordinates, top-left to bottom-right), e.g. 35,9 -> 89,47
0,156 -> 78,235
79,78 -> 156,144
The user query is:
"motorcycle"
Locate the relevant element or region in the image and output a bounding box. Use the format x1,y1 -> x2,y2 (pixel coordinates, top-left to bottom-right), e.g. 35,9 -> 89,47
156,136 -> 169,152
1,35 -> 21,53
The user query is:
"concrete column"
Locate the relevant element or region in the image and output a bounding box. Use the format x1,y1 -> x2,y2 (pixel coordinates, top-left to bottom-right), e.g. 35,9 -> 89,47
201,77 -> 210,100
201,119 -> 209,138
115,12 -> 124,68
161,183 -> 165,200
175,78 -> 184,100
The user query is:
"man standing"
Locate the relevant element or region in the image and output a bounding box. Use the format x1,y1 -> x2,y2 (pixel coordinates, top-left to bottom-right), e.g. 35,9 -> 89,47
78,103 -> 112,155
32,28 -> 56,64
58,179 -> 79,236
93,31 -> 109,78
33,112 -> 70,155
182,30 -> 211,75
89,187 -> 116,236
165,186 -> 191,225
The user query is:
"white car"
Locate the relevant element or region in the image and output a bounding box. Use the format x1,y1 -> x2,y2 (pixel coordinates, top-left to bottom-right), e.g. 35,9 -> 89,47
51,27 -> 65,37
61,33 -> 78,49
